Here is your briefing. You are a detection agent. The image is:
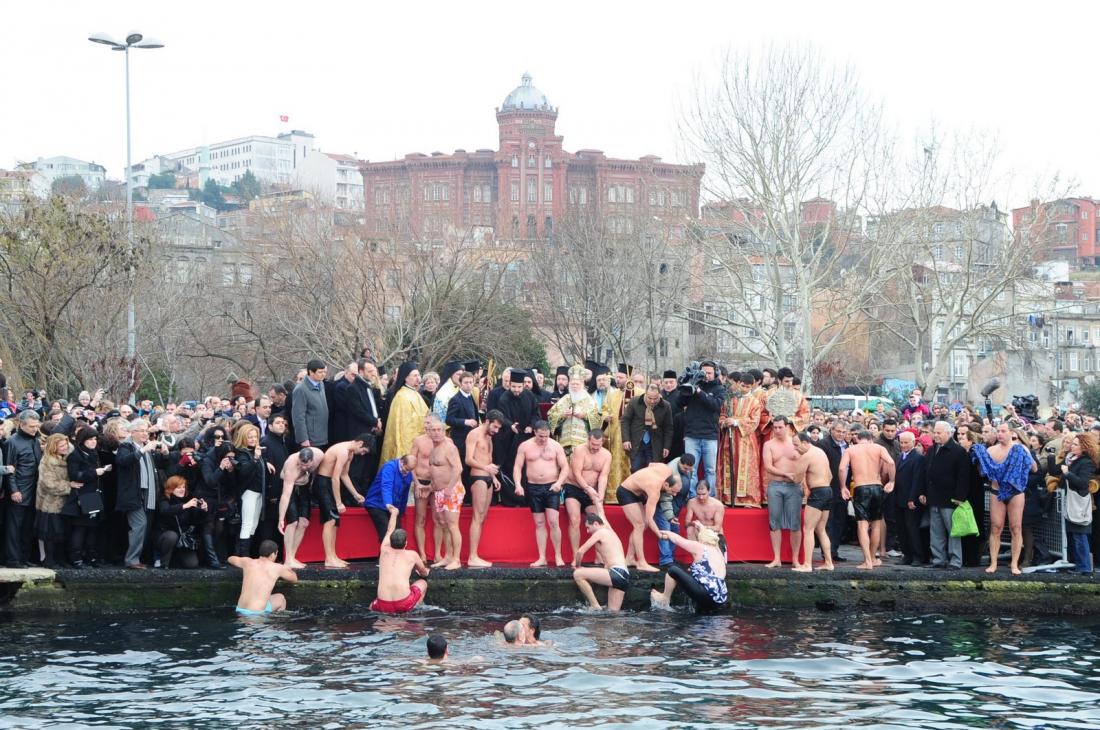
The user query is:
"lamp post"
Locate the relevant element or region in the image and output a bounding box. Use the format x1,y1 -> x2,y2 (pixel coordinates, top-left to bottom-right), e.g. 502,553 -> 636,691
88,31 -> 163,402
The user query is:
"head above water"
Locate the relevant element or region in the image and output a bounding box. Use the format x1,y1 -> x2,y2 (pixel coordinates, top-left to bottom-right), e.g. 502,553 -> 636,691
503,620 -> 523,644
427,634 -> 448,660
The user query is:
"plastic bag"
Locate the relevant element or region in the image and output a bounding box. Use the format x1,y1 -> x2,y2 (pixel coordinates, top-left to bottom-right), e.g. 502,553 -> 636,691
950,501 -> 979,538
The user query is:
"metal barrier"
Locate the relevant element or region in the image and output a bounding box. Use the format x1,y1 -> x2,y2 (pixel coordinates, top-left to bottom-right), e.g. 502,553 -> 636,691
983,490 -> 1073,573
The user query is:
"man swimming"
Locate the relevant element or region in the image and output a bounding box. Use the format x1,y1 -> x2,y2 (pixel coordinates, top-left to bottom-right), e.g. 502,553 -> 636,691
229,539 -> 297,616
370,505 -> 430,614
572,513 -> 631,611
426,634 -> 448,664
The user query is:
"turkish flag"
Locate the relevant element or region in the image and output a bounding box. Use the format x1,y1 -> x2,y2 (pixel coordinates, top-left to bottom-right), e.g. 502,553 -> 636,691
279,115 -> 289,123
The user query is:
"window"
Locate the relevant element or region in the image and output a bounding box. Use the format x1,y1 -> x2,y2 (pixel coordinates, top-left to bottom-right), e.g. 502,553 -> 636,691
649,190 -> 657,206
511,181 -> 519,202
933,222 -> 945,238
511,155 -> 518,168
1083,210 -> 1090,220
527,179 -> 537,203
954,244 -> 964,260
1085,232 -> 1091,242
527,214 -> 537,238
933,244 -> 944,260
545,216 -> 553,236
222,263 -> 236,286
1070,352 -> 1080,371
544,183 -> 553,202
1093,326 -> 1100,342
544,157 -> 551,169
238,263 -> 253,286
473,186 -> 482,203
527,155 -> 536,168
1057,223 -> 1068,241
657,190 -> 666,206
782,293 -> 796,313
579,188 -> 587,205
386,269 -> 400,288
608,186 -> 617,203
1085,328 -> 1091,343
783,322 -> 796,341
482,184 -> 491,203
1086,356 -> 1095,373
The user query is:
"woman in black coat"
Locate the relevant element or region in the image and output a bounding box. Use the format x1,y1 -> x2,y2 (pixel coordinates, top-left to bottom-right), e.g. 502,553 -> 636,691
64,426 -> 109,568
196,426 -> 233,569
155,475 -> 207,569
232,423 -> 269,559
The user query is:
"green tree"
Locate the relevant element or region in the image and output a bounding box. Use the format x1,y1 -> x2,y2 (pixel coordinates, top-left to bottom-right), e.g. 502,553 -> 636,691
200,178 -> 227,211
1081,382 -> 1100,416
148,172 -> 176,189
50,175 -> 88,199
230,170 -> 261,202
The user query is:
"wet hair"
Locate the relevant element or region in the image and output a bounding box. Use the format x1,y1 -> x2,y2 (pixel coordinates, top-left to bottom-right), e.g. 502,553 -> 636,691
680,453 -> 696,467
390,528 -> 408,549
258,540 -> 279,558
503,620 -> 522,643
354,433 -> 376,452
532,419 -> 550,432
298,448 -> 315,464
857,430 -> 874,441
585,513 -> 604,526
797,431 -> 813,444
696,480 -> 710,493
426,634 -> 448,659
521,614 -> 541,640
589,428 -> 604,440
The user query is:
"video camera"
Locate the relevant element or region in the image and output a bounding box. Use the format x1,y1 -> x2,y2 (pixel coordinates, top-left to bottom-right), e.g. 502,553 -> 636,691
677,361 -> 707,396
1011,394 -> 1040,423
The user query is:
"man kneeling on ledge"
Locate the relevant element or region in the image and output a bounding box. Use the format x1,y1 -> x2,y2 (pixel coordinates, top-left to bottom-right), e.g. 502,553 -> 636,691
230,539 -> 297,616
371,505 -> 430,614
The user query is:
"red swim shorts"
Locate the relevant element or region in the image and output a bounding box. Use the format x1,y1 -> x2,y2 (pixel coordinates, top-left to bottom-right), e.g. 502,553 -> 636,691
370,584 -> 424,614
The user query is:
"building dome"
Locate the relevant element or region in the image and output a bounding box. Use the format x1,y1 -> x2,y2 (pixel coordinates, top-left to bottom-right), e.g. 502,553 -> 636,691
501,73 -> 554,112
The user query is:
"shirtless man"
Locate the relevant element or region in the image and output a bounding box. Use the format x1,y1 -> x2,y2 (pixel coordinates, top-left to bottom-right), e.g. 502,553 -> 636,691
370,505 -> 430,614
513,420 -> 570,567
839,430 -> 897,570
314,434 -> 372,568
276,446 -> 323,569
792,432 -> 834,572
572,513 -> 631,611
684,481 -> 726,559
762,415 -> 802,568
410,417 -> 444,563
564,430 -> 611,560
229,539 -> 297,616
425,415 -> 464,570
465,409 -> 504,568
616,462 -> 677,573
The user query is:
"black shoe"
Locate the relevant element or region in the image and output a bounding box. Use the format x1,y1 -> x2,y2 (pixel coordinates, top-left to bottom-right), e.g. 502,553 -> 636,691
832,554 -> 846,563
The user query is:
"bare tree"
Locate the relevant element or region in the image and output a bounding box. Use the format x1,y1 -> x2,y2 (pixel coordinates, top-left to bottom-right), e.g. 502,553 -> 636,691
680,46 -> 896,392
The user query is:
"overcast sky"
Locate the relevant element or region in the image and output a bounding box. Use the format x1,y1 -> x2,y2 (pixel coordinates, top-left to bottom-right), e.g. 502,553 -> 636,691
1,1 -> 1092,207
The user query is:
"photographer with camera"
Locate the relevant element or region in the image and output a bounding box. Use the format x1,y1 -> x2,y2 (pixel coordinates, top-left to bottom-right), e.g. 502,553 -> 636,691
680,361 -> 726,490
155,475 -> 207,569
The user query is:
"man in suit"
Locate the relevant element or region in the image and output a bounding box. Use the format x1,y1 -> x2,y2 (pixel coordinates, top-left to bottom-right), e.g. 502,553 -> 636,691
291,359 -> 330,450
334,359 -> 384,490
918,421 -> 971,570
446,371 -> 479,472
895,430 -> 929,565
245,397 -> 273,438
815,420 -> 849,562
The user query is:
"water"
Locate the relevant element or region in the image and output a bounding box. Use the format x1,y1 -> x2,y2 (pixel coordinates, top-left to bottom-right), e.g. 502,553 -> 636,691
1,608 -> 1100,729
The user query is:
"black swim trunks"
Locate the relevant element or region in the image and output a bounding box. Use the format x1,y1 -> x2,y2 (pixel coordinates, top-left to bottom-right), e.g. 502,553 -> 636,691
469,475 -> 493,491
284,483 -> 313,524
608,565 -> 631,592
313,474 -> 340,526
526,483 -> 558,513
807,486 -> 832,511
417,478 -> 432,487
852,484 -> 885,522
564,484 -> 594,510
616,485 -> 647,506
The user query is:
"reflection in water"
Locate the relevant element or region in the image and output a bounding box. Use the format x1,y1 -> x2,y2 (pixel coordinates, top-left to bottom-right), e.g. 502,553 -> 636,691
1,609 -> 1099,728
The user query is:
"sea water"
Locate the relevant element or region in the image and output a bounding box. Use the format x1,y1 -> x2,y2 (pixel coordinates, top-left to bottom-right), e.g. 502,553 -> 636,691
1,608 -> 1099,728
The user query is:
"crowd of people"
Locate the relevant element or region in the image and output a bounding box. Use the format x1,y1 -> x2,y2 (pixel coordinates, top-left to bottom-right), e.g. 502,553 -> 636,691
1,354 -> 1097,615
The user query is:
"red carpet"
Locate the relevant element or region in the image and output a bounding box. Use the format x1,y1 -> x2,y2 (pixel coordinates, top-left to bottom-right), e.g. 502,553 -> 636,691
295,505 -> 796,564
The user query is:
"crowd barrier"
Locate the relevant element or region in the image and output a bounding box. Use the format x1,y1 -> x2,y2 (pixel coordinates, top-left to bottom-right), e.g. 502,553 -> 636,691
983,490 -> 1073,573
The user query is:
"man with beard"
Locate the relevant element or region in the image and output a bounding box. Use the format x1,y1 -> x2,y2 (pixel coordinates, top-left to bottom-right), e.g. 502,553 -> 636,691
660,369 -> 685,461
485,368 -> 512,413
548,365 -> 603,456
593,368 -> 627,498
494,371 -> 540,506
465,411 -> 505,567
548,366 -> 570,404
380,362 -> 428,465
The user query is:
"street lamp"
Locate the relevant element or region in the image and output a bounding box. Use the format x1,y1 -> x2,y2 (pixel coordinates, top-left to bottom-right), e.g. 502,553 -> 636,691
88,31 -> 163,403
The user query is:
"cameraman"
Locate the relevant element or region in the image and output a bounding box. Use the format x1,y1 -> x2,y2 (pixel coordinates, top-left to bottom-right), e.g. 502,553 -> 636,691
681,361 -> 725,490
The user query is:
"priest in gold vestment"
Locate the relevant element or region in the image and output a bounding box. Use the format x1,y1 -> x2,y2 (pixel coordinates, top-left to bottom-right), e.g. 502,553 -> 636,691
380,361 -> 429,464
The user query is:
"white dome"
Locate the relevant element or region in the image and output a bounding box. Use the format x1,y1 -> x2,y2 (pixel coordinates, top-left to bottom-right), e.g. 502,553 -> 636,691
501,73 -> 553,111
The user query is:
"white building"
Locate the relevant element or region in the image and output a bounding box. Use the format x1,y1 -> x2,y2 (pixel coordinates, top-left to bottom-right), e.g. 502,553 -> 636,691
0,169 -> 50,202
295,152 -> 364,210
17,156 -> 106,191
159,131 -> 317,187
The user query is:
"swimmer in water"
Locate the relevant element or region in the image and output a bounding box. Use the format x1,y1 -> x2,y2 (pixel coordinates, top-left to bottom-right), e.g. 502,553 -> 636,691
370,505 -> 430,615
229,539 -> 297,616
519,614 -> 551,646
426,634 -> 448,664
501,619 -> 525,645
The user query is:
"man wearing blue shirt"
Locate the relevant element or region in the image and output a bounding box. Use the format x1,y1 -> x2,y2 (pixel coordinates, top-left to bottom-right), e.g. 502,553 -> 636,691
364,454 -> 415,544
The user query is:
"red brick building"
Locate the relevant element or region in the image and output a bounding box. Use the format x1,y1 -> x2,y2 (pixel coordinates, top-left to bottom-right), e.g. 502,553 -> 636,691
1013,197 -> 1100,266
359,74 -> 704,242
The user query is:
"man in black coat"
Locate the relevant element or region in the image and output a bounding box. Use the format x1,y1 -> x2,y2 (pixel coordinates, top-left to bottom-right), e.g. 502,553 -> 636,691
918,421 -> 971,570
446,371 -> 479,470
4,410 -> 42,567
895,431 -> 929,565
493,372 -> 539,506
114,419 -> 170,569
815,420 -> 849,562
